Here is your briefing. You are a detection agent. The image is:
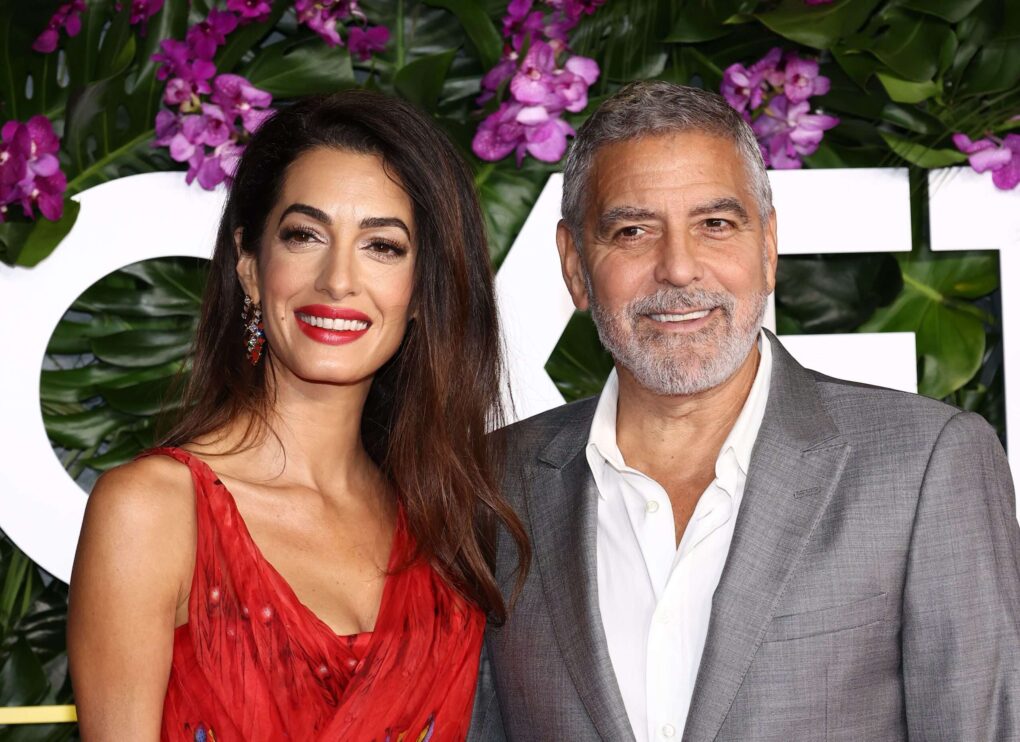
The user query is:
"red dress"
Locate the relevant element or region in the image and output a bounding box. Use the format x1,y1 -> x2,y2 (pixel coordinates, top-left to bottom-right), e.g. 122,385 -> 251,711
142,448 -> 485,742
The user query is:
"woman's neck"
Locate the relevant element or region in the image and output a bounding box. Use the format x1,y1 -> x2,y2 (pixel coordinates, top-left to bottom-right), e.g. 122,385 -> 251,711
194,362 -> 387,504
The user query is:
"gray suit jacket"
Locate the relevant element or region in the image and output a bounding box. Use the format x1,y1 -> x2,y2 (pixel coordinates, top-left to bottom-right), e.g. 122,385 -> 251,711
469,335 -> 1020,741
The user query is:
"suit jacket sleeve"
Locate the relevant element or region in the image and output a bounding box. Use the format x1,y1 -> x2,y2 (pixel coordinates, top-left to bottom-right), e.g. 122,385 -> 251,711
902,411 -> 1020,740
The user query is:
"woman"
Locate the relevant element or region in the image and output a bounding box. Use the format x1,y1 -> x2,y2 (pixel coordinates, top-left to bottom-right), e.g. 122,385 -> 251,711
67,91 -> 528,741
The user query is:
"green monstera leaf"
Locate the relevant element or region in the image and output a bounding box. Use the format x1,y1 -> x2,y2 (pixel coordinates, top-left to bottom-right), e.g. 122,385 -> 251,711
41,257 -> 208,487
0,530 -> 75,740
546,311 -> 614,403
775,253 -> 903,334
861,250 -> 999,400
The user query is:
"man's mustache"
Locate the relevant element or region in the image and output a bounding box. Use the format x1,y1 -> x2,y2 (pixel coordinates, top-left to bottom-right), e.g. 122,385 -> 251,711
624,287 -> 736,317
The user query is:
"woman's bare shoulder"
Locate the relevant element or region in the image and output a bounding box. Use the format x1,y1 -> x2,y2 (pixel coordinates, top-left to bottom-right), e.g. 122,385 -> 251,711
87,454 -> 197,528
77,455 -> 199,593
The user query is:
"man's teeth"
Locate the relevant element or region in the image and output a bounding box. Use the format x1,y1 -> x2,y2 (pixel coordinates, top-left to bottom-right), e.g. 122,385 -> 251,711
650,309 -> 711,322
297,313 -> 369,331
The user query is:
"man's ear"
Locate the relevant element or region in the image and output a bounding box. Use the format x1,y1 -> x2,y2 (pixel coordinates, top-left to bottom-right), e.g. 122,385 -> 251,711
764,208 -> 778,295
234,228 -> 260,302
556,220 -> 590,311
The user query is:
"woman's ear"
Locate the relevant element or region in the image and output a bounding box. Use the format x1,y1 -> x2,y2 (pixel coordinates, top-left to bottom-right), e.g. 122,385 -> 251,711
234,228 -> 259,302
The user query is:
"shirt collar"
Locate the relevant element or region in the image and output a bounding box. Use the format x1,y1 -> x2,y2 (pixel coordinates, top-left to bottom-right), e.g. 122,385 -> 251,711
586,331 -> 774,498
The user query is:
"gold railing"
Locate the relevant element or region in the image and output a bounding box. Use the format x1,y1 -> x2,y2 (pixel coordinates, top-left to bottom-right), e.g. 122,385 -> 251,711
0,705 -> 77,724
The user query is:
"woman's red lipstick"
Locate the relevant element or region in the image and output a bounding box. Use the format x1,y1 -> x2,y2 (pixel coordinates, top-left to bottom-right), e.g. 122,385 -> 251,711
294,304 -> 371,345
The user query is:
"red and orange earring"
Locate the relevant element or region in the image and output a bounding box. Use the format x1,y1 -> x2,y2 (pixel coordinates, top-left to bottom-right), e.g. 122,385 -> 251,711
242,295 -> 266,365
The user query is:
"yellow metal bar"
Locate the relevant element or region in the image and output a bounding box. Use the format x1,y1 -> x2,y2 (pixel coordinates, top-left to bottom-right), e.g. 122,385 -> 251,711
0,705 -> 77,724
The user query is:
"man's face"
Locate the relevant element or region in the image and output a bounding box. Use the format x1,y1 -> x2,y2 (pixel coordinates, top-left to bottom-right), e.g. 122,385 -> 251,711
557,131 -> 778,396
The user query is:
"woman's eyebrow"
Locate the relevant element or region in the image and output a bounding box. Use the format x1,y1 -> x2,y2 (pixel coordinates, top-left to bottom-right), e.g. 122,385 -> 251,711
278,203 -> 331,226
360,216 -> 411,239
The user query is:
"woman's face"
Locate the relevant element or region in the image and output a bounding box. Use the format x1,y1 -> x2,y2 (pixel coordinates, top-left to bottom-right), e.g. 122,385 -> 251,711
237,147 -> 416,387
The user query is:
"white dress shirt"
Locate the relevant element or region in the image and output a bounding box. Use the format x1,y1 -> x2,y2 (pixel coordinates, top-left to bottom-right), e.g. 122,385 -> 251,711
587,334 -> 773,742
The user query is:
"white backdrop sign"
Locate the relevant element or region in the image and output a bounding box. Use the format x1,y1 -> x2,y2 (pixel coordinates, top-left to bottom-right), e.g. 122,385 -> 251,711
0,167 -> 1013,582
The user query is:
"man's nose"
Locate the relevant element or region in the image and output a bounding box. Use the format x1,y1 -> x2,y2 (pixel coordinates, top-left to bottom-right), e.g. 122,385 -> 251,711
653,230 -> 703,287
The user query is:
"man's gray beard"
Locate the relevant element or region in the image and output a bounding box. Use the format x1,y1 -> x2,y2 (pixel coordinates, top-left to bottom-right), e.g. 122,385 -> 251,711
589,285 -> 769,397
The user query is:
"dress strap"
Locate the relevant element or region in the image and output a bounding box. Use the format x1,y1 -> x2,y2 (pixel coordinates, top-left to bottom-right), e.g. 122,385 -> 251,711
138,445 -> 205,471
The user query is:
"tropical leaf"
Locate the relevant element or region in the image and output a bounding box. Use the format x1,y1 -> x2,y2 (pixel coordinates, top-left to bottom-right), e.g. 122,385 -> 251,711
240,37 -> 356,98
546,311 -> 614,402
394,49 -> 458,112
42,256 -> 206,488
775,254 -> 903,334
756,0 -> 882,50
423,0 -> 502,69
861,250 -> 999,399
0,1 -> 69,121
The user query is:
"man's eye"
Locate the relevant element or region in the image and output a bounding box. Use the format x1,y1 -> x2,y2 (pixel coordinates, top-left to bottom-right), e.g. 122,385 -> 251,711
704,218 -> 732,231
617,226 -> 645,239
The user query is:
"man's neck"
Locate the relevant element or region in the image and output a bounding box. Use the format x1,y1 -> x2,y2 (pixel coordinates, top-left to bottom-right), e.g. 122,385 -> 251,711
615,346 -> 761,540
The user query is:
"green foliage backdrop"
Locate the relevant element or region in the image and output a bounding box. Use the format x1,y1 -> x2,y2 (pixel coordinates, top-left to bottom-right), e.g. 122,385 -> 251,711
0,0 -> 1016,732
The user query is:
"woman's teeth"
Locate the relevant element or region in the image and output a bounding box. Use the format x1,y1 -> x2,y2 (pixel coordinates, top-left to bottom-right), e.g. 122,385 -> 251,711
297,313 -> 369,331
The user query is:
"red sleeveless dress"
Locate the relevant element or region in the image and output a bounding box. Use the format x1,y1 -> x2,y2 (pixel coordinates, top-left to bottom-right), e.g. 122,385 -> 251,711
142,447 -> 485,742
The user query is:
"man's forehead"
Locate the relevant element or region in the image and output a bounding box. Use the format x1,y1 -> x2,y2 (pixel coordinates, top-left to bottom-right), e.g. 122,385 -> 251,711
587,132 -> 753,215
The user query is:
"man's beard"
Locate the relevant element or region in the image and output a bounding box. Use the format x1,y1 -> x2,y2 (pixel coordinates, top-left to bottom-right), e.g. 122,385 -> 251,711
588,283 -> 769,397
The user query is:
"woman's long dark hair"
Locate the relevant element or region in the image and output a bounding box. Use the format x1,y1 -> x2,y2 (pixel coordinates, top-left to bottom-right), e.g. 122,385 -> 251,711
161,91 -> 529,623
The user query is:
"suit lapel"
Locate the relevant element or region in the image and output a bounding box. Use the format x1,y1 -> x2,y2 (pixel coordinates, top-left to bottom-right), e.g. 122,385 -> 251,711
526,402 -> 636,742
683,335 -> 851,742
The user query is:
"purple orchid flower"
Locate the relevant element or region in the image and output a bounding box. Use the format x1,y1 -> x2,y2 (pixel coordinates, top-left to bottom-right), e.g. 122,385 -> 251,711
210,75 -> 273,133
953,133 -> 1020,190
186,139 -> 245,190
0,133 -> 29,219
721,48 -> 782,116
295,0 -> 363,46
753,95 -> 839,169
32,0 -> 86,53
783,55 -> 830,104
153,109 -> 181,147
510,41 -> 558,106
546,54 -> 599,112
0,116 -> 66,220
504,0 -> 545,49
522,116 -> 574,164
478,52 -> 519,104
474,0 -> 602,166
225,0 -> 272,22
472,99 -> 576,165
347,25 -> 389,61
473,102 -> 525,162
544,0 -> 604,42
153,39 -> 217,88
10,116 -> 61,178
127,0 -> 165,27
17,169 -> 67,220
186,8 -> 239,60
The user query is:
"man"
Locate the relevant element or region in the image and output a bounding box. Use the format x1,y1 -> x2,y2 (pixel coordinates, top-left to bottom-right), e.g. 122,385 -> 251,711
470,81 -> 1020,741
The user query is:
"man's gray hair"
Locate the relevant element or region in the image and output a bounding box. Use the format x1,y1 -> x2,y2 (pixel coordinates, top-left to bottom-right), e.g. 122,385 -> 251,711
561,81 -> 773,248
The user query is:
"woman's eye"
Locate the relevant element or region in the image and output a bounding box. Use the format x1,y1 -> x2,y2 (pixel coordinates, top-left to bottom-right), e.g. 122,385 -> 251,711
366,239 -> 408,258
280,227 -> 320,244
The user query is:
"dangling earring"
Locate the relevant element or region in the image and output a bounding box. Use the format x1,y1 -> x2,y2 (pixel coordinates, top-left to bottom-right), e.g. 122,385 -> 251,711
242,294 -> 266,365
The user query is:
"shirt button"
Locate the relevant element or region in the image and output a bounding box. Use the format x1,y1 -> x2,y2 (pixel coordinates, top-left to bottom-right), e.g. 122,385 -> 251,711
662,724 -> 676,738
646,500 -> 660,513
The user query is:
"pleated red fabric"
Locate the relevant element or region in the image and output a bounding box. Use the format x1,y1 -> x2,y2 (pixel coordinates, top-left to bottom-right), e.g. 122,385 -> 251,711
142,447 -> 485,742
